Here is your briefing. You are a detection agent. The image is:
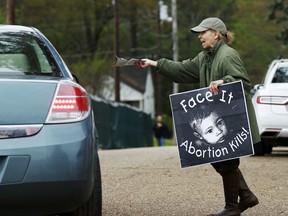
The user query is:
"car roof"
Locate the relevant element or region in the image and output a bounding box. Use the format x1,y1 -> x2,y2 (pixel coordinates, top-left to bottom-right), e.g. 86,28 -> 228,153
267,59 -> 288,72
0,25 -> 37,33
270,59 -> 288,66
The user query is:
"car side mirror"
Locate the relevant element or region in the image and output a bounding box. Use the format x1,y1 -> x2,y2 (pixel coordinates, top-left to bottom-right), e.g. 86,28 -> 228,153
250,84 -> 263,94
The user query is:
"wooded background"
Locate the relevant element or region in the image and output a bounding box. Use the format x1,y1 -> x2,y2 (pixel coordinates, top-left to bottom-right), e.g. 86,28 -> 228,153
1,0 -> 288,116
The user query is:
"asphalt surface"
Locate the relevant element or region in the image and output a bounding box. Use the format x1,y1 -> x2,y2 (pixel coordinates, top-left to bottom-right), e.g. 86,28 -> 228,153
99,146 -> 288,216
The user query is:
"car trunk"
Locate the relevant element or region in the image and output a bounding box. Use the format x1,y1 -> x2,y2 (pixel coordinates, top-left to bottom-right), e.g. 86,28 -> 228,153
0,79 -> 58,125
268,83 -> 288,114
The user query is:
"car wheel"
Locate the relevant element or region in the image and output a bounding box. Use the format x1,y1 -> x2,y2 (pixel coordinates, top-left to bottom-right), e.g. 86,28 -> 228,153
253,141 -> 265,156
265,143 -> 273,154
60,154 -> 102,216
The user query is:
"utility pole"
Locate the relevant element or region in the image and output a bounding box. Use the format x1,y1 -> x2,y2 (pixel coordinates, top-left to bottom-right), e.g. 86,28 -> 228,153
113,0 -> 120,102
156,1 -> 162,115
171,0 -> 179,145
157,0 -> 172,115
171,0 -> 178,94
6,0 -> 15,24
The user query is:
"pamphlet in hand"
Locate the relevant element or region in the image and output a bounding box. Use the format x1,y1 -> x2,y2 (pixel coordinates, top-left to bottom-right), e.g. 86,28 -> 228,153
114,56 -> 141,67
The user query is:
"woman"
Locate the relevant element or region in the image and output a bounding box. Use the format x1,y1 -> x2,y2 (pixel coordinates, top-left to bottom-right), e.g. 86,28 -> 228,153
137,17 -> 260,216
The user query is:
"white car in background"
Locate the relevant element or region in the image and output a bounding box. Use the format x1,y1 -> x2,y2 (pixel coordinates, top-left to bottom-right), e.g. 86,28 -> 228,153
252,59 -> 288,155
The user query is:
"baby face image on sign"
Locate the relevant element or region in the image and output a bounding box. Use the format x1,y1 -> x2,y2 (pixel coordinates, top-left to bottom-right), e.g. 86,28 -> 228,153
169,81 -> 254,168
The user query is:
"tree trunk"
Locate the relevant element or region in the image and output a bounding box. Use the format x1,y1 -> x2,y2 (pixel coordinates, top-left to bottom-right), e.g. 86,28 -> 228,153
129,4 -> 138,57
6,0 -> 15,24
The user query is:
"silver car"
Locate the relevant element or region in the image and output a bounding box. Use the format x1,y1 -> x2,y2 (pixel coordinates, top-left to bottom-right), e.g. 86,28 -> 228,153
252,59 -> 288,155
0,25 -> 101,215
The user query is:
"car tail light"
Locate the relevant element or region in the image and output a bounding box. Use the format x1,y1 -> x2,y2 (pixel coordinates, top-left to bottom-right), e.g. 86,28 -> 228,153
46,81 -> 90,123
256,96 -> 288,105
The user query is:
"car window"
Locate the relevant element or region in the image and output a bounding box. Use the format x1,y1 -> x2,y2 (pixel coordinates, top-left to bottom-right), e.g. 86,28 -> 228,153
0,53 -> 30,72
272,67 -> 288,83
0,32 -> 61,76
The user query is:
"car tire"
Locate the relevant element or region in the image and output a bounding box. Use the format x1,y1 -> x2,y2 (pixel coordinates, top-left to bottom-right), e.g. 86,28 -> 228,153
253,141 -> 265,156
60,154 -> 102,216
265,143 -> 273,154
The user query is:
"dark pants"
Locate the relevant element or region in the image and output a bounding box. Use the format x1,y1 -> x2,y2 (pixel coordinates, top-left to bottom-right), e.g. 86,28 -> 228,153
210,158 -> 259,214
211,158 -> 240,175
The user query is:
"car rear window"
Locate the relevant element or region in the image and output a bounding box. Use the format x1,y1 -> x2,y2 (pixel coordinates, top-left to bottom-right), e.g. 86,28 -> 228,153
0,32 -> 61,77
272,67 -> 288,83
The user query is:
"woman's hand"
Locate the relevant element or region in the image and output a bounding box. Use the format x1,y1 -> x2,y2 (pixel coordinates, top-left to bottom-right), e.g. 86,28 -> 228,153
136,59 -> 157,68
209,80 -> 224,94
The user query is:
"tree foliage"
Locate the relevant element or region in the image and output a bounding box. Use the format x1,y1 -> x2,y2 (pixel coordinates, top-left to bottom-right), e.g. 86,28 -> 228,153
1,0 -> 288,114
268,0 -> 288,45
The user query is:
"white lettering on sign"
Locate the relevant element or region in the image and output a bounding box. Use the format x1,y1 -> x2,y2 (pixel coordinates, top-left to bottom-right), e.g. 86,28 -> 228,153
180,140 -> 229,158
180,90 -> 233,113
229,127 -> 249,152
179,127 -> 250,158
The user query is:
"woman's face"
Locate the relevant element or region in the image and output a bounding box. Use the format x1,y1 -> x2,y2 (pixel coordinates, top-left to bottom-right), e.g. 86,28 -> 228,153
198,30 -> 219,49
196,112 -> 228,144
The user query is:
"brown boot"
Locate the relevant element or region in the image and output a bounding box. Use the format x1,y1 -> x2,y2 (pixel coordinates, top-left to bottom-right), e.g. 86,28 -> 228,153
237,169 -> 259,213
209,173 -> 240,216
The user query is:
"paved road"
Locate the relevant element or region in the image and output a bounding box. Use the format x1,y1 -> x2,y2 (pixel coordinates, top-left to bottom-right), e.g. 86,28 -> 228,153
99,146 -> 288,216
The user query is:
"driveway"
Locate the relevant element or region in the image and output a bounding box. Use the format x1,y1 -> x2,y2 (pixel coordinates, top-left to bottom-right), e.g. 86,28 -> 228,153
99,146 -> 288,216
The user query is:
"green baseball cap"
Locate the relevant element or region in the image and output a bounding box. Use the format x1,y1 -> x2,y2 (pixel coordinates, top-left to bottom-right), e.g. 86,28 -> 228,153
191,17 -> 227,35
